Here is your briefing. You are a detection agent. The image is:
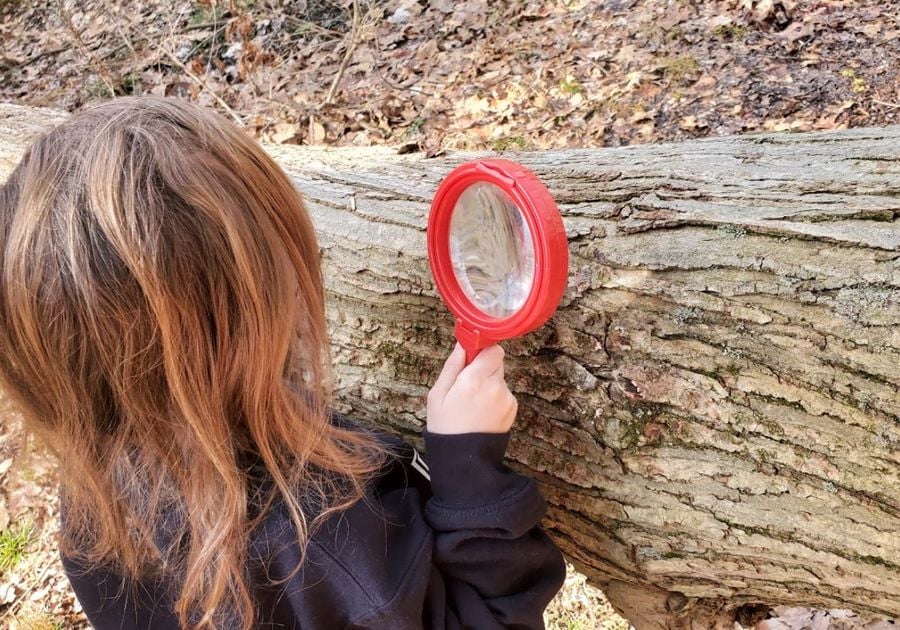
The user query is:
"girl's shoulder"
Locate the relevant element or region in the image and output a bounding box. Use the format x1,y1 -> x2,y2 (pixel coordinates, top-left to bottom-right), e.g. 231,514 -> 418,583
329,411 -> 432,499
251,414 -> 435,626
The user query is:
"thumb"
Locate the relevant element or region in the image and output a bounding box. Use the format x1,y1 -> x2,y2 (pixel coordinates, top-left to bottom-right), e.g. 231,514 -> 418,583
430,342 -> 466,402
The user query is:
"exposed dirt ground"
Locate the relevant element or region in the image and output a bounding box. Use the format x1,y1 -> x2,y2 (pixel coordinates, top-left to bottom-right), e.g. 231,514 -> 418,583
0,0 -> 899,628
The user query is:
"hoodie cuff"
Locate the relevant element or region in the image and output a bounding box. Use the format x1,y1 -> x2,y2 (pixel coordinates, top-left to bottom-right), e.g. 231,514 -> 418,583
423,430 -> 530,508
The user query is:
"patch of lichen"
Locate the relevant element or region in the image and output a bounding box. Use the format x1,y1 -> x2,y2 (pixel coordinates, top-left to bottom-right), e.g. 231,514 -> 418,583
618,403 -> 674,449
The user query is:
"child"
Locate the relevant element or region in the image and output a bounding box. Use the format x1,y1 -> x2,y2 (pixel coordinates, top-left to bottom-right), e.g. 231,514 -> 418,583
0,97 -> 565,629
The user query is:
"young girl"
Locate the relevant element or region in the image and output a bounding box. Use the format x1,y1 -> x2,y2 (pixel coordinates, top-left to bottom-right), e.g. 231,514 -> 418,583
0,97 -> 565,629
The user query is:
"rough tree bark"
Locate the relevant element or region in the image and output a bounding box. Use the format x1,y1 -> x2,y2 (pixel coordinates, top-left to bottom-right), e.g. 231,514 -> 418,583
1,104 -> 898,628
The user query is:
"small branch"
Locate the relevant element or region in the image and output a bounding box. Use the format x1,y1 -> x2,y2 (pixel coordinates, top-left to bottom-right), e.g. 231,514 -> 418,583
185,18 -> 234,32
322,0 -> 361,107
110,14 -> 137,58
159,48 -> 245,126
371,64 -> 434,97
13,46 -> 69,69
204,6 -> 226,76
872,98 -> 900,109
284,15 -> 345,38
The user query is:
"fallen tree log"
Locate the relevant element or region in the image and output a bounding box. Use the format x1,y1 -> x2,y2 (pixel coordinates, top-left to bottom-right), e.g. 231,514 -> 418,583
1,104 -> 898,628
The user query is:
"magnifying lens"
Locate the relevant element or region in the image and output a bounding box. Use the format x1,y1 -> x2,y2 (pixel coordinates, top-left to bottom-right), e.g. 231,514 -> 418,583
427,160 -> 569,364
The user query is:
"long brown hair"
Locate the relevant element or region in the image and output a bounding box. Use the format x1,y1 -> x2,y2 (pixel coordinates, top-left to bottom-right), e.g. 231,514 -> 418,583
0,97 -> 386,628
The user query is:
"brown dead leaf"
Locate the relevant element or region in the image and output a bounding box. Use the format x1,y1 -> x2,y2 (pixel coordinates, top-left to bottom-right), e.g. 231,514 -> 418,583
396,142 -> 420,154
679,115 -> 707,130
763,118 -> 803,132
188,57 -> 205,75
429,0 -> 455,14
659,3 -> 692,29
709,15 -> 734,30
458,94 -> 491,117
271,122 -> 298,144
860,22 -> 883,38
629,108 -> 654,124
741,0 -> 794,24
778,20 -> 814,42
0,582 -> 16,605
615,44 -> 637,64
695,75 -> 717,89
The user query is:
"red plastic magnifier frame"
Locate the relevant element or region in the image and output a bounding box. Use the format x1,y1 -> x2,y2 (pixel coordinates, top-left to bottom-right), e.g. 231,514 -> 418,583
427,159 -> 569,364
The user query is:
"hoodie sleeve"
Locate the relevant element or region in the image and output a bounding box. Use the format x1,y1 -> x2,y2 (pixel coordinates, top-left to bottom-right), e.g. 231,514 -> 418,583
419,430 -> 566,630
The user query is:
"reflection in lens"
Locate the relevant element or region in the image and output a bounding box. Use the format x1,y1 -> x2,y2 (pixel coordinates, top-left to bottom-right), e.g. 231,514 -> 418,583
449,182 -> 535,318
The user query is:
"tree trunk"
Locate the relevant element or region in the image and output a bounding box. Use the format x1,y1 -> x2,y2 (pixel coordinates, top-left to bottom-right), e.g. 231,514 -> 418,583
2,104 -> 898,627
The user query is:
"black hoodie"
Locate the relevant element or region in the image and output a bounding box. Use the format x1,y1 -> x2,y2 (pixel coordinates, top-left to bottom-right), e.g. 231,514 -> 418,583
62,422 -> 566,629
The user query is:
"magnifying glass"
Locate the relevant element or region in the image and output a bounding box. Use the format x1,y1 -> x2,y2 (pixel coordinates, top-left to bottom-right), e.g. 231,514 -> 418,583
427,160 -> 569,364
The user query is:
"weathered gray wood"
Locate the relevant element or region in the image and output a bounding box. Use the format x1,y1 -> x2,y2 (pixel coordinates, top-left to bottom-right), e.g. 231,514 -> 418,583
2,103 -> 898,627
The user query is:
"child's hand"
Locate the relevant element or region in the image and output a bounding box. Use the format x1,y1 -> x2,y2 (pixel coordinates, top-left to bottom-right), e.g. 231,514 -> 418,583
426,343 -> 518,435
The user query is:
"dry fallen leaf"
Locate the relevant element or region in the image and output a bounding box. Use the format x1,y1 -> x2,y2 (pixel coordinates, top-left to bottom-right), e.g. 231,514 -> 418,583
396,141 -> 420,154
779,20 -> 815,42
679,115 -> 708,130
271,122 -> 298,144
0,581 -> 16,605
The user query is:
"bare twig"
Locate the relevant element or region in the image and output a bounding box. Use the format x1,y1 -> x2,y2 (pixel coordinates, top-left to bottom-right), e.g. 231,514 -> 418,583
159,47 -> 244,126
284,15 -> 345,38
873,98 -> 900,109
185,18 -> 234,32
205,7 -> 226,76
14,46 -> 69,69
322,0 -> 361,106
108,5 -> 137,58
372,64 -> 435,97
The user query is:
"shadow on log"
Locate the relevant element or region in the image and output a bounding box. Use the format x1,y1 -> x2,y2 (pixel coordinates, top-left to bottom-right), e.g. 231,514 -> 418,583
1,104 -> 898,628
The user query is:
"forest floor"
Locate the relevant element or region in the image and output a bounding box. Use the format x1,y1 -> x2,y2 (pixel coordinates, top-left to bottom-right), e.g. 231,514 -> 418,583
0,0 -> 899,628
1,0 -> 898,152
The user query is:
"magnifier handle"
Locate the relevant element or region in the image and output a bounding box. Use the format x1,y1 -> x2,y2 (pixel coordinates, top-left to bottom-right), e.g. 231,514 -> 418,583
454,322 -> 491,366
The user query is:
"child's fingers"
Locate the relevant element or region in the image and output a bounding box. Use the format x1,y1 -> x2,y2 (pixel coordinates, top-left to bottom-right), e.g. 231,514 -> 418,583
463,344 -> 504,379
487,353 -> 509,387
429,343 -> 467,402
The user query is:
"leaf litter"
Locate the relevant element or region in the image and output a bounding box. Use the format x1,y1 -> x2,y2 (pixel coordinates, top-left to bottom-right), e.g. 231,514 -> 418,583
0,0 -> 897,152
